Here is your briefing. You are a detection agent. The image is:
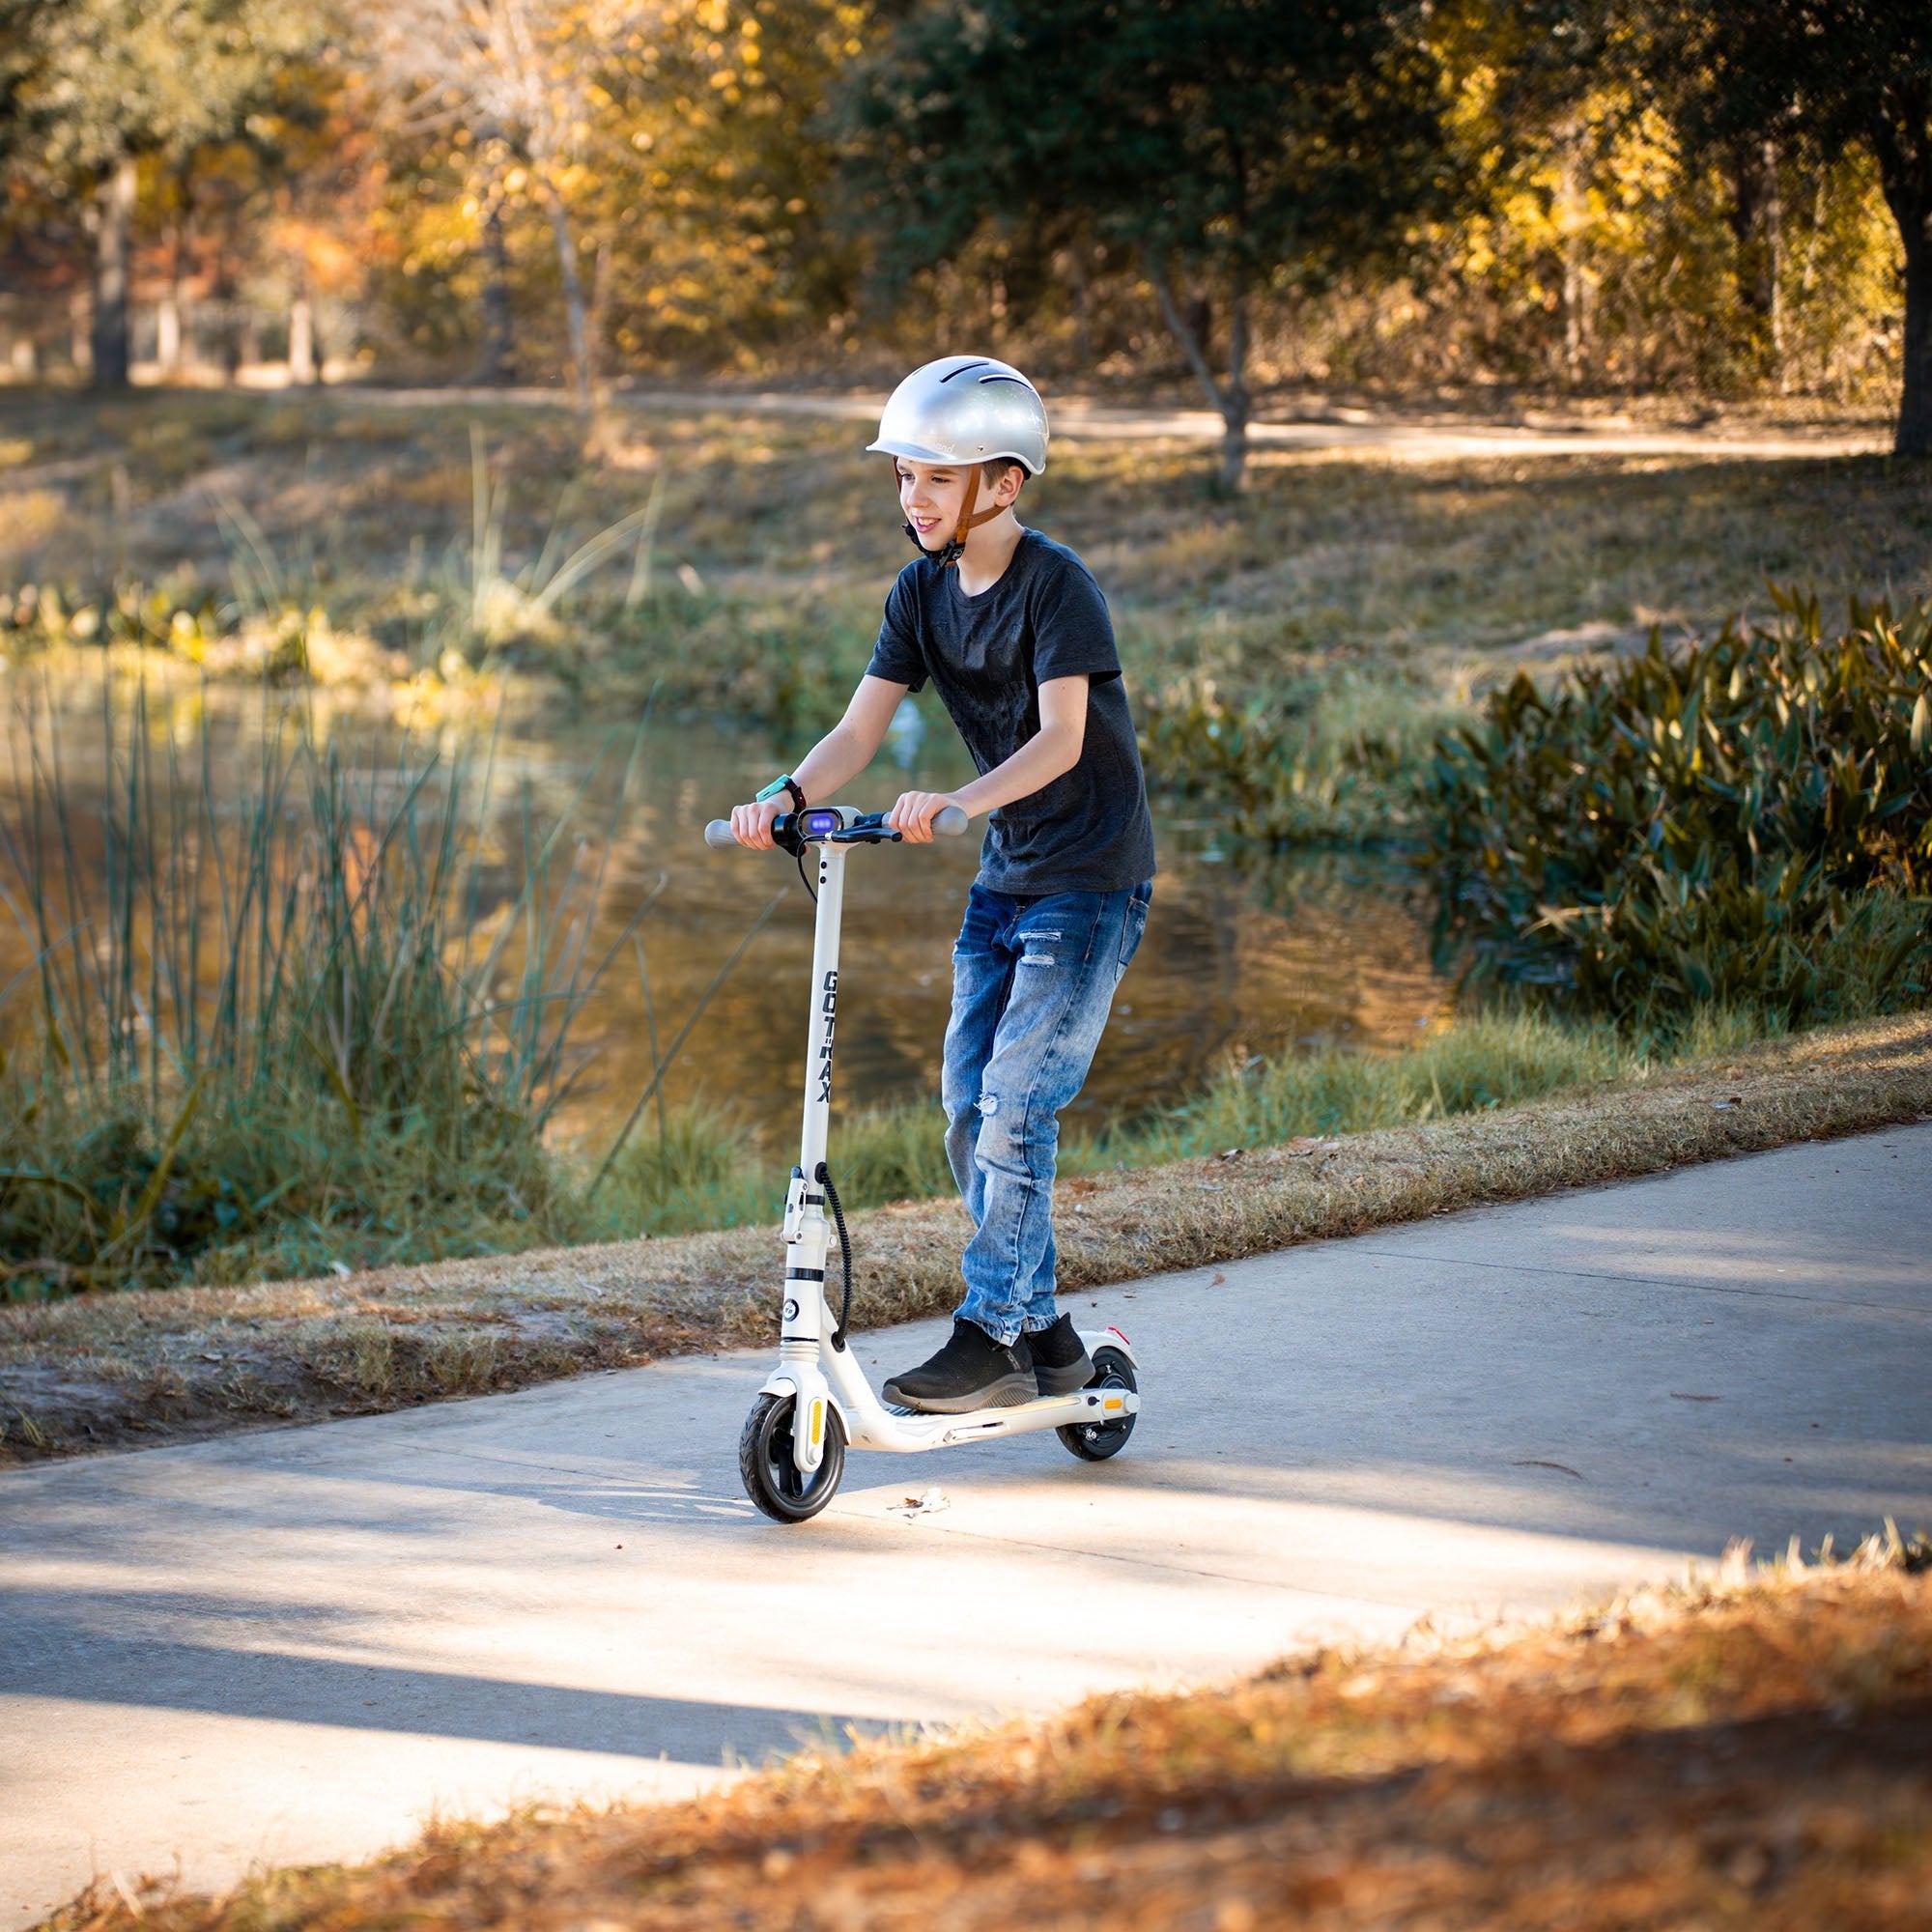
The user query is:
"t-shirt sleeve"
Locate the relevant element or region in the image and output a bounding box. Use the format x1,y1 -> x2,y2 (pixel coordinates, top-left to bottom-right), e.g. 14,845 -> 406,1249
1031,555 -> 1123,685
865,567 -> 928,692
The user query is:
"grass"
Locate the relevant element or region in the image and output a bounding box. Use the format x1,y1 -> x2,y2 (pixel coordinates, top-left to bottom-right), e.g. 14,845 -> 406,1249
40,1531 -> 1932,1929
2,388 -> 1927,746
4,1007 -> 1928,1462
591,1005 -> 1792,1225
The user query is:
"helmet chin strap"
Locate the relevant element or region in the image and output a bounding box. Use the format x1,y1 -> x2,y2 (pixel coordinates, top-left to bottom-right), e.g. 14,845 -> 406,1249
901,468 -> 1008,569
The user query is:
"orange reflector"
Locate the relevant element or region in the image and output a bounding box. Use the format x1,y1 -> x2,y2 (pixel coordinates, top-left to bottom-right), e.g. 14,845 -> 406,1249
1104,1397 -> 1123,1411
810,1400 -> 824,1446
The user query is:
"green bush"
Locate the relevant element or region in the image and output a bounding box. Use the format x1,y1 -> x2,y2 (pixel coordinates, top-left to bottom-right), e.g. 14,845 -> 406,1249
1425,589 -> 1932,1019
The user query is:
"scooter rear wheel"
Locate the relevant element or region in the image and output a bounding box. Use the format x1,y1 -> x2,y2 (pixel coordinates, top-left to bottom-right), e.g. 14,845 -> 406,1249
739,1391 -> 846,1522
1058,1345 -> 1138,1461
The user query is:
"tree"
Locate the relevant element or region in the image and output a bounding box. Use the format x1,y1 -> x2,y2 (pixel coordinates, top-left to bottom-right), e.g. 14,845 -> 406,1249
0,0 -> 321,387
1641,3 -> 1932,456
350,0 -> 657,411
842,0 -> 1455,488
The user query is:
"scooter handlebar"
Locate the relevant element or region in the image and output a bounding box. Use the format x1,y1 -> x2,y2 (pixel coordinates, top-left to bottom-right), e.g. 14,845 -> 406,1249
705,805 -> 968,849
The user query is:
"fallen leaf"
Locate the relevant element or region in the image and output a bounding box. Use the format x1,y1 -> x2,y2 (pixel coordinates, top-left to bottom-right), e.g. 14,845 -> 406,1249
1512,1458 -> 1584,1479
891,1487 -> 951,1518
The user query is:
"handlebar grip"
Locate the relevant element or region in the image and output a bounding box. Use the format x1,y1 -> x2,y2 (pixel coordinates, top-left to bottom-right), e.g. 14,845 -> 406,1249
703,819 -> 738,849
933,805 -> 969,838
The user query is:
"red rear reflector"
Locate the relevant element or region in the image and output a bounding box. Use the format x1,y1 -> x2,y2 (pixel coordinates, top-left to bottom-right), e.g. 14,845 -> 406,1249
1107,1324 -> 1131,1347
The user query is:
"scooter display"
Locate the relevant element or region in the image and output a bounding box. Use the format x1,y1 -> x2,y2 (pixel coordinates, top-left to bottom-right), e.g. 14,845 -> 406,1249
704,804 -> 1141,1522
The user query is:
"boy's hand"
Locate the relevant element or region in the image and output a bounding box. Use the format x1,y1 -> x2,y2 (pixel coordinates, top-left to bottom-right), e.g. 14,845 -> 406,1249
886,790 -> 965,843
728,798 -> 787,849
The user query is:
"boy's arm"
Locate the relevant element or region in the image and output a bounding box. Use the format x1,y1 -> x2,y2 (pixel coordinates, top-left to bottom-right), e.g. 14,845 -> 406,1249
727,674 -> 908,849
887,674 -> 1089,843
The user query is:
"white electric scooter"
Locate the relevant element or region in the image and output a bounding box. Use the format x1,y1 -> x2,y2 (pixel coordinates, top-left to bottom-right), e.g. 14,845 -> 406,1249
704,803 -> 1141,1522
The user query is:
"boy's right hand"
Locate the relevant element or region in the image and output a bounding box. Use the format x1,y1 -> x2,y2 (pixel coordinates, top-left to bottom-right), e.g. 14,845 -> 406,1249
728,798 -> 788,849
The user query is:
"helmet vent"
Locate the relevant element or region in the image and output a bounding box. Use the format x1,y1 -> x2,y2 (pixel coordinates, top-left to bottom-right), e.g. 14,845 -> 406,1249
938,360 -> 992,384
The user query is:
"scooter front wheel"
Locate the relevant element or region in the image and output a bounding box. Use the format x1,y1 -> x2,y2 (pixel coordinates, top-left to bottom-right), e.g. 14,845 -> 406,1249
1058,1345 -> 1138,1462
739,1391 -> 846,1522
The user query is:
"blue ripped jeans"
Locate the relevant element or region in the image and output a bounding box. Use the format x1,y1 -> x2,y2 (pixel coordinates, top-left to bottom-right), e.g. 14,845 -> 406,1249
943,880 -> 1151,1346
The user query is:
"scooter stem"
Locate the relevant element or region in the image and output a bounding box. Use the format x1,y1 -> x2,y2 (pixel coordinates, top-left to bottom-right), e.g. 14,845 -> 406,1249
797,841 -> 848,1185
777,841 -> 847,1373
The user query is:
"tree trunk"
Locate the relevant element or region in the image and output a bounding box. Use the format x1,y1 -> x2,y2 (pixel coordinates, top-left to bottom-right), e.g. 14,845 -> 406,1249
156,289 -> 181,373
1067,245 -> 1094,371
1220,289 -> 1251,494
1151,261 -> 1250,490
91,154 -> 137,391
474,182 -> 516,384
69,288 -> 93,376
1897,216 -> 1932,458
156,213 -> 183,375
1873,134 -> 1932,459
1731,137 -> 1784,379
539,172 -> 592,413
1558,134 -> 1589,386
289,286 -> 318,385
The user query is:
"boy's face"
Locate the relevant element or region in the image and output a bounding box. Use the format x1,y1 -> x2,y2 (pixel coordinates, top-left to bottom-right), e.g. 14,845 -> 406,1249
895,459 -> 1022,550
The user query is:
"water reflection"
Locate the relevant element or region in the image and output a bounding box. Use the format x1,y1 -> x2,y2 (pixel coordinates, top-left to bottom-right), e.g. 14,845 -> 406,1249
0,681 -> 1451,1149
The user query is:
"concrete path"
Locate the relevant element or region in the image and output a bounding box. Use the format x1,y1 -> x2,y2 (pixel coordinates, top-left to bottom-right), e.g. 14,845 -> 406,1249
4,1125 -> 1928,1925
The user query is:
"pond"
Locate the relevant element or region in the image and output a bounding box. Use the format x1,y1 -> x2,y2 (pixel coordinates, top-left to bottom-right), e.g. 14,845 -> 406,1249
0,676 -> 1452,1151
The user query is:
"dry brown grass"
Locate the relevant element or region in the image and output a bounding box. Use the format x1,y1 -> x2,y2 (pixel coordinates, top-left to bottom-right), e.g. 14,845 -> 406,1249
3,1009 -> 1928,1465
4,390 -> 1928,693
41,1538 -> 1932,1931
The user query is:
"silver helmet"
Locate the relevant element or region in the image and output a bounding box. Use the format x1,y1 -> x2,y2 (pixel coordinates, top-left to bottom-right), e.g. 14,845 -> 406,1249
867,355 -> 1049,476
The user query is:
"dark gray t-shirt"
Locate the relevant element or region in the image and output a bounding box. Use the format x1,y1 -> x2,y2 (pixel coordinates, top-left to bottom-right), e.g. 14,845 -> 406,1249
866,529 -> 1156,896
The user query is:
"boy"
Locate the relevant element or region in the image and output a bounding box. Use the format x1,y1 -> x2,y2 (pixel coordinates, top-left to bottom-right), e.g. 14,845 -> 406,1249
728,354 -> 1154,1412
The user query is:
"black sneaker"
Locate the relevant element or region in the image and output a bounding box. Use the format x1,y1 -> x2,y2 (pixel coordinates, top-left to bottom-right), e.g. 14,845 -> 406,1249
1029,1314 -> 1094,1396
882,1320 -> 1037,1414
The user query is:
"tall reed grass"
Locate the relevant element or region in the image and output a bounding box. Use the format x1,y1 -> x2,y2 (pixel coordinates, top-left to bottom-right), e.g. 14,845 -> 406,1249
0,680 -> 663,1295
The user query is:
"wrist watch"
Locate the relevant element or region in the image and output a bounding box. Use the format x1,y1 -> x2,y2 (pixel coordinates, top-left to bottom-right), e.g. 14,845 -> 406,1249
755,773 -> 808,812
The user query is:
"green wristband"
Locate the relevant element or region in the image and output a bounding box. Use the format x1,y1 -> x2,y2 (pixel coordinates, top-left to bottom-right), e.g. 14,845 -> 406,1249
755,773 -> 806,810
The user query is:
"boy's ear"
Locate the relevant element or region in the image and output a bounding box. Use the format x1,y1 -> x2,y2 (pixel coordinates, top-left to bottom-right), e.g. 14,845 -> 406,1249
995,464 -> 1025,508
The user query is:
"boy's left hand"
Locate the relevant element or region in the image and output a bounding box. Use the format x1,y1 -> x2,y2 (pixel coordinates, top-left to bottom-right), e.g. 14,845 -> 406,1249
886,791 -> 967,842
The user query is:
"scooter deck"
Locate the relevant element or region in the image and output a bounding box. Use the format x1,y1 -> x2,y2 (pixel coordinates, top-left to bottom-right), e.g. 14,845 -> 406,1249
849,1381 -> 1138,1453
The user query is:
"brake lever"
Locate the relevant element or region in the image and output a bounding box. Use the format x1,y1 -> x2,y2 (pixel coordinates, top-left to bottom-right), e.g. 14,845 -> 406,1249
829,812 -> 902,844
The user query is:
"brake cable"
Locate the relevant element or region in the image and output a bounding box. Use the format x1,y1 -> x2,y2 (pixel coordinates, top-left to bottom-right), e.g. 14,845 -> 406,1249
816,1159 -> 853,1350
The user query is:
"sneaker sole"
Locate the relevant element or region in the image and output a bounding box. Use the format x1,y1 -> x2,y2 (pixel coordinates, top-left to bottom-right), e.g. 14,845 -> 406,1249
879,1369 -> 1038,1415
1034,1352 -> 1094,1396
